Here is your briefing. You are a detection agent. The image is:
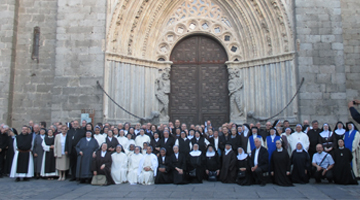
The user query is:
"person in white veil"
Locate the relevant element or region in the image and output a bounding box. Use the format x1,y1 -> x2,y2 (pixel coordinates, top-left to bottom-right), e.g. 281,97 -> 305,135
127,146 -> 143,185
116,130 -> 128,148
138,146 -> 158,185
111,145 -> 128,184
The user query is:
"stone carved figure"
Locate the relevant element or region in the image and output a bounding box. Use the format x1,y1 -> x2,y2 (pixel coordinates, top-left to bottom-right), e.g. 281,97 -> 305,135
228,68 -> 244,118
155,68 -> 170,119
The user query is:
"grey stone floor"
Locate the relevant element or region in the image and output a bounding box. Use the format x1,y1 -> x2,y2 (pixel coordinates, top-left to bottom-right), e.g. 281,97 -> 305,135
0,177 -> 359,200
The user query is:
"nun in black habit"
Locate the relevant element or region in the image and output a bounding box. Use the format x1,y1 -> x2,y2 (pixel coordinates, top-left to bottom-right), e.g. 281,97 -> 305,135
76,131 -> 99,183
219,143 -> 237,183
155,148 -> 173,184
187,144 -> 205,183
40,129 -> 57,179
333,139 -> 358,185
92,143 -> 115,185
204,145 -> 221,181
291,142 -> 310,183
236,147 -> 252,186
270,140 -> 293,186
333,121 -> 346,143
4,128 -> 17,175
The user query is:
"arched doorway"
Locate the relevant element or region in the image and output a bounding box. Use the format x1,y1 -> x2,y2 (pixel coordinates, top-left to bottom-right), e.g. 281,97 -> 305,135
169,35 -> 229,128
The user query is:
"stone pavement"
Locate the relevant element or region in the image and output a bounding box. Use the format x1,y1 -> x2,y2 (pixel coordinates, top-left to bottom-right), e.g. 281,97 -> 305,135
0,177 -> 359,200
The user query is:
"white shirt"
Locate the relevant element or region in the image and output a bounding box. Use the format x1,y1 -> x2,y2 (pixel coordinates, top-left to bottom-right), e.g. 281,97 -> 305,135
175,153 -> 179,159
214,137 -> 219,150
254,147 -> 260,166
108,137 -> 113,142
86,137 -> 91,142
164,138 -> 168,143
101,151 -> 106,157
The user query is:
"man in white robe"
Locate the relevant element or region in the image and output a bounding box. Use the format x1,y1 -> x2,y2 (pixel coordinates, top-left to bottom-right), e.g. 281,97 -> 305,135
288,124 -> 310,152
111,145 -> 128,184
138,146 -> 158,185
135,129 -> 150,147
10,126 -> 34,181
127,146 -> 143,185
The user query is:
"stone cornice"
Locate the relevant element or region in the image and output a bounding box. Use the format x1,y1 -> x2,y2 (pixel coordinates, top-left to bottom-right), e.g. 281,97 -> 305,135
226,52 -> 295,68
106,52 -> 172,69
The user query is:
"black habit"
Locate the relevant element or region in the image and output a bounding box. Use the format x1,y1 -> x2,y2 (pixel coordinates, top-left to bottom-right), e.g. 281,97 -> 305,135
250,146 -> 269,185
169,153 -> 187,184
187,152 -> 205,183
236,156 -> 253,186
4,136 -> 15,174
270,149 -> 293,186
291,150 -> 310,183
43,136 -> 56,175
75,138 -> 99,179
219,150 -> 237,183
160,137 -> 175,156
333,147 -> 358,185
15,133 -> 33,173
155,156 -> 172,184
65,128 -> 85,180
92,150 -> 114,185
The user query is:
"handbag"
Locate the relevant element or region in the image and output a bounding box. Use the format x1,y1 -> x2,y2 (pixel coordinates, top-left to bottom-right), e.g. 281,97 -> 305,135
208,171 -> 217,181
189,169 -> 197,177
91,175 -> 107,186
237,170 -> 246,179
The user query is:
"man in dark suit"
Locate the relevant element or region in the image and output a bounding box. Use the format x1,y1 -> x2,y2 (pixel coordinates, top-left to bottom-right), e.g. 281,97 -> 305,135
65,120 -> 85,181
250,138 -> 269,186
160,130 -> 175,156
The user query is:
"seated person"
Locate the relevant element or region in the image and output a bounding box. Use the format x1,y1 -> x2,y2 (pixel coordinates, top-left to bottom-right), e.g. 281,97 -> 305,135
312,144 -> 334,183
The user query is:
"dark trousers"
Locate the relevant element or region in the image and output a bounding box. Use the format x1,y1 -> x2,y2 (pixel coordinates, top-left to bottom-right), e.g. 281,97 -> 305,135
314,169 -> 333,183
253,167 -> 266,184
69,147 -> 78,179
0,151 -> 5,175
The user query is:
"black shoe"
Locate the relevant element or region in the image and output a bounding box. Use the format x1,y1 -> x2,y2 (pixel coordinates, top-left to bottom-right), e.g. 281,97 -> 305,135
15,178 -> 20,182
69,178 -> 76,181
260,182 -> 266,186
23,178 -> 30,181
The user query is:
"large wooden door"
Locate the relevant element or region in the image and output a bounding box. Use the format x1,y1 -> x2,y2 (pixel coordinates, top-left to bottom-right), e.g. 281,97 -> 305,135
169,35 -> 229,128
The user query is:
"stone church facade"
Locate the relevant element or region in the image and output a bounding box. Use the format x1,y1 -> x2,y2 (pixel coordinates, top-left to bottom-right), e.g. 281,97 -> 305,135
0,0 -> 359,128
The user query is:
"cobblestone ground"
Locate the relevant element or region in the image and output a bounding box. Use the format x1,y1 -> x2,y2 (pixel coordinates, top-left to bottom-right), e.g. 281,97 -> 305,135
0,177 -> 359,200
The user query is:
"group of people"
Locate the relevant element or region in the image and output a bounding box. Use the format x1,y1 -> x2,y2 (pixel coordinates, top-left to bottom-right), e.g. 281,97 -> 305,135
0,101 -> 359,186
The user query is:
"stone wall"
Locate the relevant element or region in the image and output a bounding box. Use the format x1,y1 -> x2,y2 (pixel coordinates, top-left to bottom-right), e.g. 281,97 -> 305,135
51,0 -> 106,125
11,0 -> 58,128
341,0 -> 360,103
0,0 -> 16,124
295,0 -> 348,124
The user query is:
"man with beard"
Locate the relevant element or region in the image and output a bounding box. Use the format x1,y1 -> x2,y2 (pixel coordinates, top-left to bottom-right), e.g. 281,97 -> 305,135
65,120 -> 85,181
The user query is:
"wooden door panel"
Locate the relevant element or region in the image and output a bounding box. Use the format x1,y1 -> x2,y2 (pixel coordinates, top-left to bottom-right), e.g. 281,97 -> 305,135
169,35 -> 229,127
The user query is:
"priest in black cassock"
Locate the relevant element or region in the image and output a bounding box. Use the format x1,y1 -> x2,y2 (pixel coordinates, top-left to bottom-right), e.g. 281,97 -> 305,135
76,131 -> 99,183
155,148 -> 172,184
219,143 -> 237,183
169,145 -> 187,184
92,143 -> 114,185
250,138 -> 269,186
333,139 -> 358,185
65,120 -> 85,181
270,140 -> 293,186
10,126 -> 34,181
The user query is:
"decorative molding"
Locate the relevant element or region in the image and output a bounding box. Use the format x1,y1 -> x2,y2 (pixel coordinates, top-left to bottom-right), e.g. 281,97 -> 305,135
226,52 -> 295,69
106,53 -> 172,69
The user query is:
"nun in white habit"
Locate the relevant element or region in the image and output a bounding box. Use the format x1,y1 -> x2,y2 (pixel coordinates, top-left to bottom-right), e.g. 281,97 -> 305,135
127,146 -> 143,185
111,144 -> 128,184
138,146 -> 158,185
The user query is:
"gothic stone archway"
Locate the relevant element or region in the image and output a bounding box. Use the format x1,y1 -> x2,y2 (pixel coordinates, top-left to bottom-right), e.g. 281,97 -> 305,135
169,35 -> 229,128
